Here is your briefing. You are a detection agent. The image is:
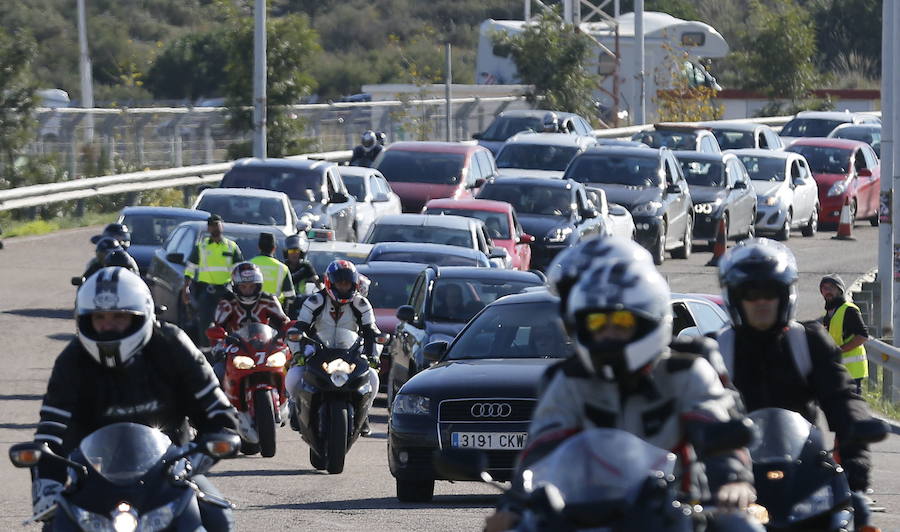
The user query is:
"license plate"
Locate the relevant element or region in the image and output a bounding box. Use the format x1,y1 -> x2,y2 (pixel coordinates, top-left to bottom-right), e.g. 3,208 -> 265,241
451,432 -> 527,450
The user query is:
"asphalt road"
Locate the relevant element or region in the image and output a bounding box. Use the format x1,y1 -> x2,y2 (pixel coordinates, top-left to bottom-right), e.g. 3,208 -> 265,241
0,224 -> 897,531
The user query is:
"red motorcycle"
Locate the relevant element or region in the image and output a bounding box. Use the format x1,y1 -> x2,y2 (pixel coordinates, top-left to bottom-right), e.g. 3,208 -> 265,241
207,321 -> 294,457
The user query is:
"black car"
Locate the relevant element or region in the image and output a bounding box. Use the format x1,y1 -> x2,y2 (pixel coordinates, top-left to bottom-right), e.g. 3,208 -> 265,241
387,266 -> 546,406
388,289 -> 571,501
562,146 -> 693,265
144,221 -> 288,329
367,242 -> 491,267
476,177 -> 605,270
219,158 -> 358,241
674,151 -> 757,245
472,109 -> 595,155
116,206 -> 211,274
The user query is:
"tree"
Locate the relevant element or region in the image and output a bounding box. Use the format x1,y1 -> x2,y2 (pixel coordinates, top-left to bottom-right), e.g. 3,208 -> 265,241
492,12 -> 597,120
145,31 -> 231,101
0,28 -> 38,189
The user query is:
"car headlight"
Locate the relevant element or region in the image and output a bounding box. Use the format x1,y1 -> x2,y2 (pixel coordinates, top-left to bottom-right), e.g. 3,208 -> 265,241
827,180 -> 848,197
545,226 -> 573,243
789,484 -> 832,522
71,504 -> 114,532
392,394 -> 431,415
266,350 -> 287,368
632,201 -> 662,216
693,203 -> 713,214
764,195 -> 779,206
232,355 -> 255,370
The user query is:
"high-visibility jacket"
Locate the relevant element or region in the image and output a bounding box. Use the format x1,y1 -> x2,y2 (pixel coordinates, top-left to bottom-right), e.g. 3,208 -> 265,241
185,237 -> 242,285
250,254 -> 295,302
828,300 -> 868,380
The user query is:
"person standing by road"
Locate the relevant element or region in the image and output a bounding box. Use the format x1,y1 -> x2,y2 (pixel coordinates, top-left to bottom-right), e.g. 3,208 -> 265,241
182,214 -> 243,346
820,274 -> 869,394
250,232 -> 295,309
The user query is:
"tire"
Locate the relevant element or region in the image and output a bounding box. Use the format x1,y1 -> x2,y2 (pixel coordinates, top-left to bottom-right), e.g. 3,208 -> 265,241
326,401 -> 349,474
850,199 -> 858,227
254,389 -> 277,458
742,212 -> 756,240
870,215 -> 879,227
310,447 -> 327,470
802,207 -> 818,237
775,212 -> 791,241
672,216 -> 692,259
652,219 -> 666,265
396,478 -> 435,503
240,439 -> 260,455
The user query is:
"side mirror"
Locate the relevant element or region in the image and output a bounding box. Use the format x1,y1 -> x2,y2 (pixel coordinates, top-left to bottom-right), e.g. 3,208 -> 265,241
472,133 -> 483,141
609,204 -> 628,216
70,276 -> 83,286
470,178 -> 486,189
518,233 -> 535,245
166,252 -> 185,265
675,326 -> 702,340
423,340 -> 448,362
396,305 -> 415,323
580,208 -> 599,219
9,441 -> 45,468
858,168 -> 873,178
733,180 -> 748,190
329,192 -> 349,204
666,183 -> 682,194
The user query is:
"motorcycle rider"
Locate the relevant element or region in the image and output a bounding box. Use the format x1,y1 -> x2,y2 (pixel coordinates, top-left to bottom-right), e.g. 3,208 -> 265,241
282,233 -> 321,316
376,130 -> 387,147
90,222 -> 131,250
30,267 -> 239,530
716,239 -> 878,532
103,248 -> 140,275
486,237 -> 760,532
250,232 -> 296,308
350,130 -> 383,167
79,236 -> 124,282
285,260 -> 380,436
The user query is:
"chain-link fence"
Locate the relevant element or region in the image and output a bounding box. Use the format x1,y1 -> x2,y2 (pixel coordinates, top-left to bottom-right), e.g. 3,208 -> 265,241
26,96 -> 531,178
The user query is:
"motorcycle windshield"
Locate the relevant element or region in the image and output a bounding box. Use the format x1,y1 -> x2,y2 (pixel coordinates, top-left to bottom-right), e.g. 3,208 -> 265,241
79,423 -> 171,486
524,428 -> 676,505
235,322 -> 278,351
747,408 -> 811,463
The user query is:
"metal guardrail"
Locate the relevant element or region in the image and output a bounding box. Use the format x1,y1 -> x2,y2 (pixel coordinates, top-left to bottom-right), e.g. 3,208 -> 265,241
865,338 -> 900,402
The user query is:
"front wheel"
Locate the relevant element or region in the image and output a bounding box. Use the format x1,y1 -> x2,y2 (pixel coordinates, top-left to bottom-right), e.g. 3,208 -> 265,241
326,401 -> 349,474
652,220 -> 666,265
802,207 -> 818,237
775,212 -> 791,241
310,447 -> 327,470
254,389 -> 277,458
672,216 -> 692,259
396,478 -> 435,502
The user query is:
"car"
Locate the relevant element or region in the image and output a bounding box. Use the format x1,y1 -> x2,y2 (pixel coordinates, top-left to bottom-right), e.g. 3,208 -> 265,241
476,177 -> 606,270
583,187 -> 637,240
116,206 -> 211,274
494,131 -> 597,176
779,110 -> 880,145
670,292 -> 732,338
192,187 -> 302,237
373,142 -> 499,213
367,242 -> 492,268
730,149 -> 819,239
305,230 -> 374,275
387,288 -> 571,501
594,138 -> 653,149
471,109 -> 594,155
219,158 -> 358,241
785,138 -> 880,226
387,266 -> 547,409
674,151 -> 757,245
631,123 -> 722,153
337,166 -> 402,241
362,214 -> 510,267
144,221 -> 288,328
827,123 -> 882,157
422,198 -> 534,270
562,146 -> 693,265
698,121 -> 784,150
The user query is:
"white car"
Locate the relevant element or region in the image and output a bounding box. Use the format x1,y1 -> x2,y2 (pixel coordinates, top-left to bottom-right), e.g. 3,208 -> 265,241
585,188 -> 636,240
495,131 -> 597,177
729,149 -> 819,240
192,187 -> 304,236
338,166 -> 402,241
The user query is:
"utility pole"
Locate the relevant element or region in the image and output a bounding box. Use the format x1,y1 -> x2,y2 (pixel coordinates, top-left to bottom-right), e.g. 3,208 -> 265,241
634,0 -> 645,125
77,0 -> 94,143
445,43 -> 452,142
891,1 -> 900,343
881,0 -> 894,339
252,0 -> 267,159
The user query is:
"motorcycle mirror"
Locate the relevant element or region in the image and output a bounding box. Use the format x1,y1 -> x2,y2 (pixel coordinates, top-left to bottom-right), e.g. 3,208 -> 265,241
848,418 -> 890,445
9,442 -> 45,467
70,276 -> 83,287
432,448 -> 489,482
202,433 -> 241,459
690,418 -> 756,456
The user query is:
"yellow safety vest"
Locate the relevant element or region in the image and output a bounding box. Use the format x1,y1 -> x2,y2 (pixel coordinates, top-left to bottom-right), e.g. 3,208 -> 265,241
186,237 -> 240,285
827,301 -> 868,379
250,255 -> 294,301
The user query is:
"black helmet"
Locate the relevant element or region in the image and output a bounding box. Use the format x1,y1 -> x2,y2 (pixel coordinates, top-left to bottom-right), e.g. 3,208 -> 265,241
376,131 -> 387,146
361,130 -> 377,150
94,237 -> 123,261
542,112 -> 559,133
92,223 -> 131,249
283,233 -> 310,259
103,249 -> 140,275
718,238 -> 798,330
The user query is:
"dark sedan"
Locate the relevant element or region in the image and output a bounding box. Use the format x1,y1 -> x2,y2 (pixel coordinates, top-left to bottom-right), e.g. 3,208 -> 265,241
366,242 -> 491,268
116,206 -> 210,274
388,289 -> 570,502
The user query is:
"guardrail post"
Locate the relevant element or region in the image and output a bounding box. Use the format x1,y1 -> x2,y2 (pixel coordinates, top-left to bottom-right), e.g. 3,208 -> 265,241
202,120 -> 214,164
134,114 -> 154,169
100,114 -> 121,172
883,366 -> 894,403
476,97 -> 485,134
168,115 -> 185,167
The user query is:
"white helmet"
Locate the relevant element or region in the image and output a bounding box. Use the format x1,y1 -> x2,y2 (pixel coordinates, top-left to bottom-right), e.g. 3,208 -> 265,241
76,267 -> 155,369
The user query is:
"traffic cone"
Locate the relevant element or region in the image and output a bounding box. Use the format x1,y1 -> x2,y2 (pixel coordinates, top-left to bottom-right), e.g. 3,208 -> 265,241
832,195 -> 855,241
706,217 -> 727,267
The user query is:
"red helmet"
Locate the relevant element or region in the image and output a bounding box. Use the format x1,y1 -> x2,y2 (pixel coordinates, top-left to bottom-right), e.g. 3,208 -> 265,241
324,260 -> 359,304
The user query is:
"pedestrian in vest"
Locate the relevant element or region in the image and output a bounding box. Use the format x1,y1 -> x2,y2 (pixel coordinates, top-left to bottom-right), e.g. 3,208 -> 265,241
821,273 -> 869,394
182,214 -> 243,346
250,232 -> 295,309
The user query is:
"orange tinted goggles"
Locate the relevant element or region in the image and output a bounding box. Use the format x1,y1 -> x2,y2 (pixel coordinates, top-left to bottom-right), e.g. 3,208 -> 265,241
585,310 -> 637,332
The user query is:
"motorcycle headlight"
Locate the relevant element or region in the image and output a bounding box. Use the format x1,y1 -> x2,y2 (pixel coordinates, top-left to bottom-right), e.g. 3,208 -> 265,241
139,500 -> 177,532
232,355 -> 255,370
632,201 -> 663,216
266,350 -> 287,368
111,503 -> 138,532
789,484 -> 833,522
545,226 -> 573,243
330,372 -> 350,387
71,504 -> 114,532
322,358 -> 356,374
392,394 -> 431,415
827,180 -> 848,197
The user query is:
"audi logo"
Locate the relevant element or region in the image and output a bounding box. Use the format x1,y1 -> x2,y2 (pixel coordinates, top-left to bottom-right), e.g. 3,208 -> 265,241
470,402 -> 512,418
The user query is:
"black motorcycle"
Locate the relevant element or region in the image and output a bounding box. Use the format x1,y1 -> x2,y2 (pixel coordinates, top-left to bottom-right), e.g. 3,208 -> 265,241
292,335 -> 375,474
9,422 -> 239,531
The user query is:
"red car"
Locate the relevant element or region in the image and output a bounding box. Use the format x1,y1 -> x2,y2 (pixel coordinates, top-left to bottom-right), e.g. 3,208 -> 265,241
422,198 -> 534,270
785,138 -> 880,225
373,142 -> 499,213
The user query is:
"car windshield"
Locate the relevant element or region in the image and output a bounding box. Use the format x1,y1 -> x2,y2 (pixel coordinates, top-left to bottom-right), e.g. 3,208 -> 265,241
427,208 -> 510,239
121,214 -> 193,246
446,301 -> 573,359
362,272 -> 419,309
495,144 -> 579,171
341,175 -> 366,201
366,225 -> 473,248
196,195 -> 287,226
832,128 -> 881,156
480,116 -> 543,141
633,130 -> 698,150
370,251 -> 485,267
374,151 -> 466,185
737,156 -> 786,182
678,158 -> 725,187
780,118 -> 846,138
211,231 -> 285,259
711,130 -> 755,150
565,155 -> 661,187
430,279 -> 542,323
785,145 -> 851,174
307,249 -> 370,275
222,167 -> 323,202
479,184 -> 573,216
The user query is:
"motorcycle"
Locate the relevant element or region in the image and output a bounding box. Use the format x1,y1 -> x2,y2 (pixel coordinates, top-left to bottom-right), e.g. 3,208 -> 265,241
207,322 -> 293,458
289,333 -> 375,474
8,422 -> 239,530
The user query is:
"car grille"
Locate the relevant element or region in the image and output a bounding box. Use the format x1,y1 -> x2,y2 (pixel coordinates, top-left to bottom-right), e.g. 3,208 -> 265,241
438,398 -> 536,422
485,450 -> 520,470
